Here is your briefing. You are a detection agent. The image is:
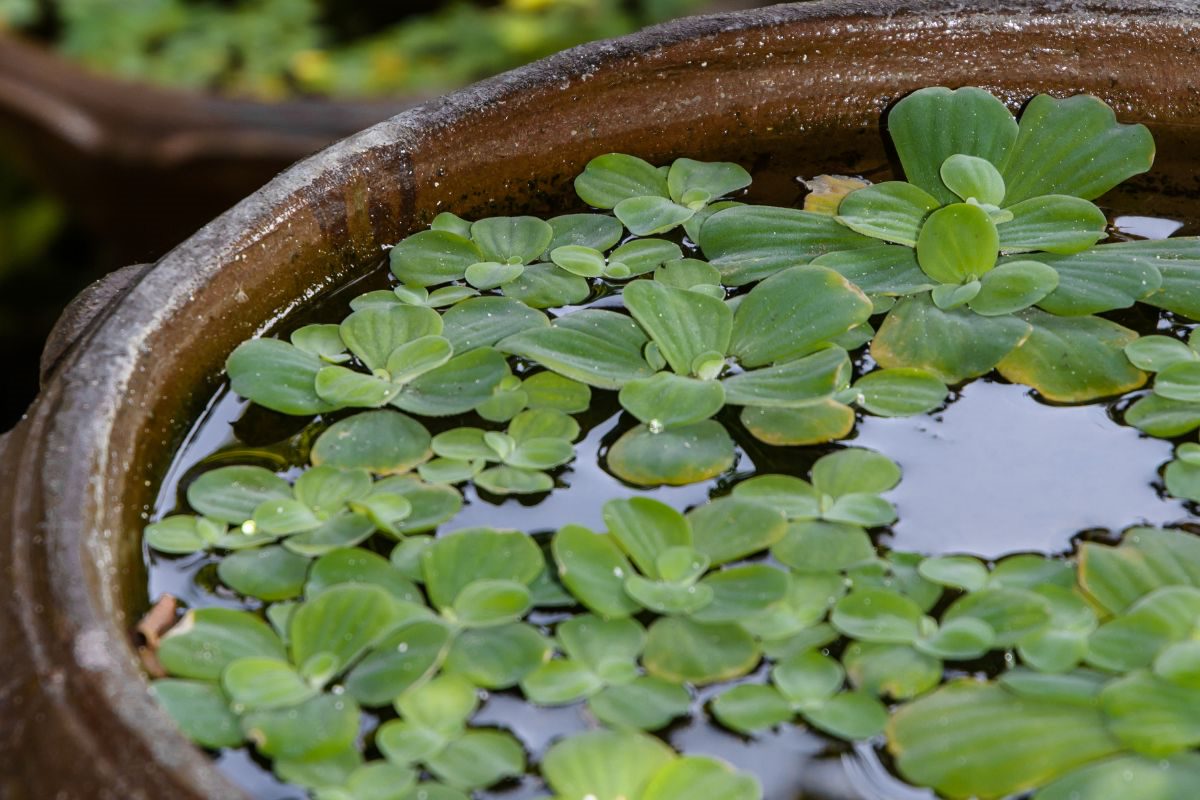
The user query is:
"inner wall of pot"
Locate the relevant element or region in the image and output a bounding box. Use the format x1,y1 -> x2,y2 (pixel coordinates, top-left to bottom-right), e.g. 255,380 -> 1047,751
90,1 -> 1200,765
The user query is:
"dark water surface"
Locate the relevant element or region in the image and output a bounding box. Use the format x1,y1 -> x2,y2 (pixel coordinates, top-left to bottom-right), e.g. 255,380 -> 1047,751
145,198 -> 1200,799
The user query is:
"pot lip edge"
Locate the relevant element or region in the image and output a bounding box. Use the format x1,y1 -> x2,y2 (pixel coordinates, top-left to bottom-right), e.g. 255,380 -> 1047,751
11,0 -> 1200,795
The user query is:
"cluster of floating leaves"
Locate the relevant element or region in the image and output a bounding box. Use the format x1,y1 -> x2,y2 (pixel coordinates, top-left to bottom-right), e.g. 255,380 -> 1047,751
146,86 -> 1200,800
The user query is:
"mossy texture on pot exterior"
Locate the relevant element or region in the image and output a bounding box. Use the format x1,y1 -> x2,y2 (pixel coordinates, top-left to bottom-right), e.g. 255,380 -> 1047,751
3,1 -> 1200,798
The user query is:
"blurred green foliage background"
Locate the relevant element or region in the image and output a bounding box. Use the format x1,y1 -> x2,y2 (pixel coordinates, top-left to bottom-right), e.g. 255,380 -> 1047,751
0,0 -> 749,427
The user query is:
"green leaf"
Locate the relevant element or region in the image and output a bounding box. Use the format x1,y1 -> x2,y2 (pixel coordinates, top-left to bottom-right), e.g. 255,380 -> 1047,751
499,309 -> 652,390
144,515 -> 227,554
996,309 -> 1146,402
615,196 -> 695,236
693,565 -> 790,623
1156,360 -> 1200,402
343,619 -> 451,706
553,524 -> 642,618
667,158 -> 751,204
836,182 -> 940,246
1166,455 -> 1200,502
522,658 -> 605,705
772,650 -> 844,705
395,672 -> 478,736
550,245 -> 606,278
931,281 -> 981,311
465,262 -> 524,290
1079,529 -> 1200,614
887,87 -> 1018,206
642,755 -> 761,800
294,466 -> 372,517
421,527 -> 542,610
311,410 -> 432,475
291,324 -> 348,362
729,266 -> 872,367
188,465 -> 291,524
243,694 -> 361,762
721,347 -> 850,408
1026,246 -> 1162,316
542,729 -> 675,800
588,677 -> 691,731
1155,640 -> 1200,688
474,465 -> 554,495
307,548 -> 421,603
624,280 -> 732,376
655,258 -> 722,291
575,153 -> 669,208
440,296 -> 548,354
832,588 -> 924,644
222,657 -> 315,710
918,556 -> 989,592
390,230 -> 483,287
314,367 -> 398,409
283,524 -> 373,571
687,497 -> 788,566
824,493 -> 897,527
1101,670 -> 1200,757
290,585 -> 401,674
385,336 -> 455,385
625,573 -> 713,614
803,691 -> 889,739
740,399 -> 855,446
888,680 -> 1121,800
151,679 -> 244,749
847,368 -> 948,416
227,338 -> 336,415
772,521 -> 876,573
916,203 -> 999,283
340,306 -> 442,372
844,642 -> 941,699
1035,753 -> 1200,800
158,608 -> 285,680
940,154 -> 1006,206
997,195 -> 1107,254
1087,586 -> 1200,671
451,579 -> 532,627
425,730 -> 526,790
1001,93 -> 1154,205
1126,394 -> 1200,436
602,497 -> 690,579
711,684 -> 793,733
443,622 -> 549,688
968,259 -> 1060,316
916,617 -> 995,660
607,421 -> 735,486
872,294 -> 1031,384
732,474 -> 821,520
370,476 -> 461,535
470,216 -> 552,265
643,617 -> 759,685
813,448 -> 901,497
218,545 -> 309,601
1126,335 -> 1197,372
501,263 -> 591,309
610,239 -> 683,277
558,614 -> 645,676
811,245 -> 933,296
943,587 -> 1051,647
619,373 -> 725,427
389,347 -> 505,416
431,212 -> 473,238
545,213 -> 624,252
699,205 -> 877,285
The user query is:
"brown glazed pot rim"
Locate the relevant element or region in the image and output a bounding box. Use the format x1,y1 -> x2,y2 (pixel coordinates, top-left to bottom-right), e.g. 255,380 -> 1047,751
4,1 -> 1200,797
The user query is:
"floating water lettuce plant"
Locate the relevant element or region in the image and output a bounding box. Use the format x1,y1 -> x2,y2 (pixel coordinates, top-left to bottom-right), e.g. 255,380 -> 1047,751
143,85 -> 1200,800
699,87 -> 1190,401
